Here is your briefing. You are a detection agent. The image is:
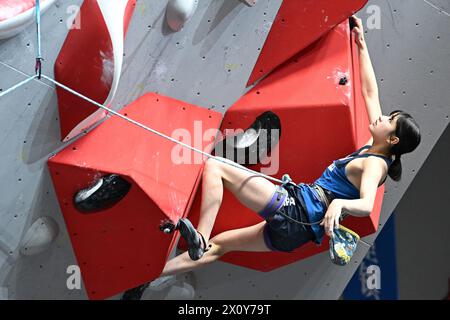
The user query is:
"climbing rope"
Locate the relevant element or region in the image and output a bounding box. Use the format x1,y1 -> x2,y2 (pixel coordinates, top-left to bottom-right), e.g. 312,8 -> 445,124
0,61 -> 54,90
40,74 -> 288,186
41,75 -> 331,227
0,74 -> 37,98
35,0 -> 43,79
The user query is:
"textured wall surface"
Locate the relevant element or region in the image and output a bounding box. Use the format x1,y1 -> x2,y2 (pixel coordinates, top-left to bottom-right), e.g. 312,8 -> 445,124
0,0 -> 448,300
395,123 -> 450,300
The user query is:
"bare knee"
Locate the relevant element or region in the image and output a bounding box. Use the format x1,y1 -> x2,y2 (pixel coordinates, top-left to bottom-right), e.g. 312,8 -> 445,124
203,157 -> 223,177
208,240 -> 228,257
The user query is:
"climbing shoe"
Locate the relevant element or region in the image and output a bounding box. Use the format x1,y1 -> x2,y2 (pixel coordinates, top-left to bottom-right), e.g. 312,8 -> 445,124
177,218 -> 211,261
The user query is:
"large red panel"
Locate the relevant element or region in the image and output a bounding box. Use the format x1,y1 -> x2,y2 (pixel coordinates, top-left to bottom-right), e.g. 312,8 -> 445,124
48,92 -> 222,299
54,0 -> 136,141
247,0 -> 368,86
183,21 -> 384,271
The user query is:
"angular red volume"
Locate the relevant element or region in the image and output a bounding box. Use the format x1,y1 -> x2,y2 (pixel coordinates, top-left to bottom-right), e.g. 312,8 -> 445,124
48,92 -> 223,299
247,0 -> 368,86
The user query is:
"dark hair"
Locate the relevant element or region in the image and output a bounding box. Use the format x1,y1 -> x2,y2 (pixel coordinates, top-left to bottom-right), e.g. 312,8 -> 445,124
387,110 -> 421,181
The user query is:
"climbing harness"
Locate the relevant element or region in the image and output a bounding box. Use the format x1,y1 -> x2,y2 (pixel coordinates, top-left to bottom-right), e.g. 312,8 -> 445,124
275,174 -> 323,226
276,174 -> 363,266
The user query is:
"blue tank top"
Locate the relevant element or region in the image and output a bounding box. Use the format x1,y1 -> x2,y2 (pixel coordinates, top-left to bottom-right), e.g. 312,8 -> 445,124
299,145 -> 393,244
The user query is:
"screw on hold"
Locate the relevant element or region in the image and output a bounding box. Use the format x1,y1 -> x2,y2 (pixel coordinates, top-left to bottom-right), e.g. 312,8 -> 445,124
160,220 -> 176,234
339,76 -> 348,85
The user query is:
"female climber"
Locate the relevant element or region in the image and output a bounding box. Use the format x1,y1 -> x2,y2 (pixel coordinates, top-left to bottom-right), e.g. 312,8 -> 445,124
160,15 -> 421,277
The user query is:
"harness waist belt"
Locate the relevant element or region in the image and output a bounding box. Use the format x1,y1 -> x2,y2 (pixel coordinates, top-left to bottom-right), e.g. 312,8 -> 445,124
310,183 -> 335,208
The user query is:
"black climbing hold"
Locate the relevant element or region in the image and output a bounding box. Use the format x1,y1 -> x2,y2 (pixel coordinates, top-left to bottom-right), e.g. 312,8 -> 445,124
216,111 -> 281,165
73,174 -> 131,213
339,76 -> 348,85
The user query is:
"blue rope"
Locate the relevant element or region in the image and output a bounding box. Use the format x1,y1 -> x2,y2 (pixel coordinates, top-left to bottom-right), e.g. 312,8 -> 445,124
0,1 -> 43,96
35,0 -> 42,79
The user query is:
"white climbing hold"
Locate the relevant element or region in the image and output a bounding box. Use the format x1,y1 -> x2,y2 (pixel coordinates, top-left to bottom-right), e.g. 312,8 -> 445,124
166,0 -> 199,32
63,0 -> 130,142
0,0 -> 56,40
228,121 -> 262,149
97,0 -> 129,108
19,216 -> 59,256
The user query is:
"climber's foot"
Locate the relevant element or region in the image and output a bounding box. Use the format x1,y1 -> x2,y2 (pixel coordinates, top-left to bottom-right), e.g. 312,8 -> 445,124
177,218 -> 211,261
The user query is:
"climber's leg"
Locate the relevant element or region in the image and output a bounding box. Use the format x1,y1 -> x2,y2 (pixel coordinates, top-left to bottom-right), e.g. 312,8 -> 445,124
196,157 -> 277,243
161,221 -> 268,277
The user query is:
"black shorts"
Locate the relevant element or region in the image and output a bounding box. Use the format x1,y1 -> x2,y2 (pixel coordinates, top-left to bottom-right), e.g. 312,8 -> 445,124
259,184 -> 316,252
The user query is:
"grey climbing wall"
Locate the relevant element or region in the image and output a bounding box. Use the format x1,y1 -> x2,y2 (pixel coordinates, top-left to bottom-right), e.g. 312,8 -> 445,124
0,0 -> 86,299
395,120 -> 450,299
0,0 -> 448,300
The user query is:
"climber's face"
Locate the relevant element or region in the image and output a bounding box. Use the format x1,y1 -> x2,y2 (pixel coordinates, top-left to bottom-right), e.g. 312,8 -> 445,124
369,112 -> 400,142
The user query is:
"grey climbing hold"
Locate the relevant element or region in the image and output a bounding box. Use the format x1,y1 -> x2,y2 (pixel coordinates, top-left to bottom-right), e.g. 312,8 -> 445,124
19,217 -> 59,256
166,0 -> 199,32
220,111 -> 281,165
164,281 -> 196,300
227,121 -> 262,149
240,0 -> 258,7
147,275 -> 178,291
143,272 -> 196,300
